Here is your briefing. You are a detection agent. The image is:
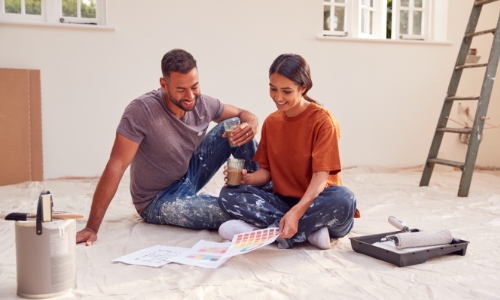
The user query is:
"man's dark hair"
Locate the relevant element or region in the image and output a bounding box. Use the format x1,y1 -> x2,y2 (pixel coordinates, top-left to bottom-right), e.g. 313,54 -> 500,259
161,49 -> 197,78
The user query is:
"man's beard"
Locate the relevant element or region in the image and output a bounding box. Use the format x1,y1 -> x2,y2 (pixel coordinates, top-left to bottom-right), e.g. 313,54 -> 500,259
167,89 -> 199,112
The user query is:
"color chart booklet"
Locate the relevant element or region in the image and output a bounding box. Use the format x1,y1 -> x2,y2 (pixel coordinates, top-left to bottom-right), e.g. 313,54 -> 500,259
168,227 -> 280,269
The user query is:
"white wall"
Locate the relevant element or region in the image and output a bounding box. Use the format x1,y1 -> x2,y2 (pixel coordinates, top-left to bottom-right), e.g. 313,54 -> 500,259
0,0 -> 498,179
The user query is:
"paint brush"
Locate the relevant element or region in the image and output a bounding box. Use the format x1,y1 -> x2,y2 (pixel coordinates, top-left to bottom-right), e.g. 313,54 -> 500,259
2,211 -> 84,221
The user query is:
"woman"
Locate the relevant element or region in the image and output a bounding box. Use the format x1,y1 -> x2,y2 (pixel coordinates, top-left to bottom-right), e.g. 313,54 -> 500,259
218,54 -> 359,249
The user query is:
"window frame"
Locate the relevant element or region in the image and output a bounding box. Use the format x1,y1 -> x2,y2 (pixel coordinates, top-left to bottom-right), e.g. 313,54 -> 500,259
392,0 -> 429,41
355,0 -> 387,39
59,0 -> 101,24
0,0 -> 107,26
0,0 -> 46,22
323,0 -> 350,37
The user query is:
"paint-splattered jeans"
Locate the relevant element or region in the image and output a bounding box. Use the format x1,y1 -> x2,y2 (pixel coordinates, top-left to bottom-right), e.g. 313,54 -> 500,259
218,185 -> 357,247
140,117 -> 258,230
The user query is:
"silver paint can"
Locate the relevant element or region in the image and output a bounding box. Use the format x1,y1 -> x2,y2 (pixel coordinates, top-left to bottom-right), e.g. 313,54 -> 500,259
15,220 -> 76,298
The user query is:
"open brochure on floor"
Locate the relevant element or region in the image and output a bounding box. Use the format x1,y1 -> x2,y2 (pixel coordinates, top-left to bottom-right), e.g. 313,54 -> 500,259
114,227 -> 280,269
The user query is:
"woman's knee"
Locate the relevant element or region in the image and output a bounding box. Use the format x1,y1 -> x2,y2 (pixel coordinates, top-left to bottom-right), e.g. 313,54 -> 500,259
317,186 -> 356,221
218,185 -> 249,210
321,186 -> 356,206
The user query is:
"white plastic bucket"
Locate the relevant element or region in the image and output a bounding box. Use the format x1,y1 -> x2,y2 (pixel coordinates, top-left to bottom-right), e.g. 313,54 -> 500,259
15,220 -> 76,298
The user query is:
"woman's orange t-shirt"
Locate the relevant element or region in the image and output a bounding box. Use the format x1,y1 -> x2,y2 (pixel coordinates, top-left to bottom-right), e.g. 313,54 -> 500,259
254,102 -> 342,199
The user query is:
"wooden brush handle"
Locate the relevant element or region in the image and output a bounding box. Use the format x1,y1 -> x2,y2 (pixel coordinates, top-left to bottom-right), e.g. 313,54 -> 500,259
52,212 -> 85,219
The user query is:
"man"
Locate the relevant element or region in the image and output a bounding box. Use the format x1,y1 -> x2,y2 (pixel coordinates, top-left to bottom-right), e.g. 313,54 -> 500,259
76,49 -> 259,246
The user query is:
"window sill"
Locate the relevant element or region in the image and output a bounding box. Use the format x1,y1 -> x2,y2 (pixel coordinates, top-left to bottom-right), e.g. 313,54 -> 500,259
0,19 -> 115,31
317,35 -> 453,46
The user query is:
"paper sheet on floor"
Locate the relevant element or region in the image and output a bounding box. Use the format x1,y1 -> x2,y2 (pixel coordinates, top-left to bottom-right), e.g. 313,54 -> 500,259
113,245 -> 189,267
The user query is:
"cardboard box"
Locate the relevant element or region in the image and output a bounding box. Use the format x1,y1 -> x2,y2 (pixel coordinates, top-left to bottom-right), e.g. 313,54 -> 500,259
0,68 -> 43,185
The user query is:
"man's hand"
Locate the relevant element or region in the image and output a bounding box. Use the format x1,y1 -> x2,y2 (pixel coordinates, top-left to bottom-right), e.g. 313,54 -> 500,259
216,104 -> 259,146
278,207 -> 303,239
222,122 -> 255,147
76,228 -> 98,246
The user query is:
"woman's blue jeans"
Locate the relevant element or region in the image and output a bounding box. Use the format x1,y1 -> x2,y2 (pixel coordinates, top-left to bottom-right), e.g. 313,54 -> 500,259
218,184 -> 357,247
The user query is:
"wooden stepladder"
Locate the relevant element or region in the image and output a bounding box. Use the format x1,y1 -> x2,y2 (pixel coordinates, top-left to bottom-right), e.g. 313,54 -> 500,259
420,0 -> 500,197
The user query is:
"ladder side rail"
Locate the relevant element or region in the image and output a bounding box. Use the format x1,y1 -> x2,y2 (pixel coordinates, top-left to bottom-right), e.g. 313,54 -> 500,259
458,13 -> 500,197
420,5 -> 483,187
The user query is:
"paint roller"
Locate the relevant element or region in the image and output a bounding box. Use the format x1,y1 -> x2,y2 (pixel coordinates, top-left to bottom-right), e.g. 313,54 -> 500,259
382,216 -> 453,249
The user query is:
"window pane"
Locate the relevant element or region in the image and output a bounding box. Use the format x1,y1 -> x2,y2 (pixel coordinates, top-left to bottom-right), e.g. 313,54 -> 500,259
361,9 -> 366,33
25,0 -> 41,15
324,5 -> 331,31
62,0 -> 78,17
361,9 -> 374,34
334,0 -> 346,3
5,0 -> 21,14
400,10 -> 409,34
414,0 -> 423,8
370,11 -> 374,34
81,0 -> 96,18
334,6 -> 345,31
361,0 -> 374,6
413,11 -> 422,35
400,0 -> 409,7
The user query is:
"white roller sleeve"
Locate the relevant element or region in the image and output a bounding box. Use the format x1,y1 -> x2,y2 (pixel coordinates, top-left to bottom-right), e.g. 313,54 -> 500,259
394,230 -> 453,249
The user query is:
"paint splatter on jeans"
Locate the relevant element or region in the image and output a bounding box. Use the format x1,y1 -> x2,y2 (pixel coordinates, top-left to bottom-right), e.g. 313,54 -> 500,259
219,185 -> 357,247
140,117 -> 258,229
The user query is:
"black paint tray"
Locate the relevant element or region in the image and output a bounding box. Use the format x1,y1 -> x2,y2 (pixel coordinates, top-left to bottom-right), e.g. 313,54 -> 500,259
349,231 -> 470,267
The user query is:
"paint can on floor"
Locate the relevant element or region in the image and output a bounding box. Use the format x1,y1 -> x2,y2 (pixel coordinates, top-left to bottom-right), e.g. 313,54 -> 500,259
15,220 -> 76,298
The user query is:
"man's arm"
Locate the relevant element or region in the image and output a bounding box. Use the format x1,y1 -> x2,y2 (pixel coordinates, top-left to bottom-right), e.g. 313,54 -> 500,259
214,104 -> 258,146
76,133 -> 139,246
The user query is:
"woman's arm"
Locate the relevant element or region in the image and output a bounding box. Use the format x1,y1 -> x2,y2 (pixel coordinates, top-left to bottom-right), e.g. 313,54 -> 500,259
278,171 -> 329,238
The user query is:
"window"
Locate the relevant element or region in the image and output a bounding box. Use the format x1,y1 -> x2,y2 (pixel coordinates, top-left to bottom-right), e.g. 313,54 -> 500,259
1,0 -> 44,21
392,0 -> 428,40
60,0 -> 98,24
358,0 -> 387,39
323,0 -> 434,41
324,0 -> 349,37
0,0 -> 107,26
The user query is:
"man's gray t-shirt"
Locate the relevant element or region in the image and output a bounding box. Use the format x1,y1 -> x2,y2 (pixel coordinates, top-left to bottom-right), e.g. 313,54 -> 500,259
117,89 -> 224,210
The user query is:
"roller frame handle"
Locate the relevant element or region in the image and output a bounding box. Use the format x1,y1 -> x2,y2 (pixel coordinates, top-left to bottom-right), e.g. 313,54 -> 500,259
388,216 -> 410,232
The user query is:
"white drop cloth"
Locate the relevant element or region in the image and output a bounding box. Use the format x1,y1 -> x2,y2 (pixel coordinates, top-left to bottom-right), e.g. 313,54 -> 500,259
0,167 -> 499,299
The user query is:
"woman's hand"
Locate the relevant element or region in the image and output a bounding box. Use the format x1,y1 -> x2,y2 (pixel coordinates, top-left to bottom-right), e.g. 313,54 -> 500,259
278,207 -> 303,239
222,167 -> 271,186
222,166 -> 251,186
277,171 -> 330,239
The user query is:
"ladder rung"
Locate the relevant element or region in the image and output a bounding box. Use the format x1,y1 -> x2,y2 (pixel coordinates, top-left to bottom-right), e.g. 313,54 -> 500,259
427,158 -> 464,169
445,96 -> 480,101
475,0 -> 499,6
456,63 -> 488,69
465,28 -> 496,38
436,127 -> 473,134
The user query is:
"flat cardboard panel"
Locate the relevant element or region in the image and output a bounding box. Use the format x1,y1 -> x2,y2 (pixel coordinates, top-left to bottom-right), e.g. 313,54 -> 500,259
0,68 -> 43,185
29,70 -> 43,181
